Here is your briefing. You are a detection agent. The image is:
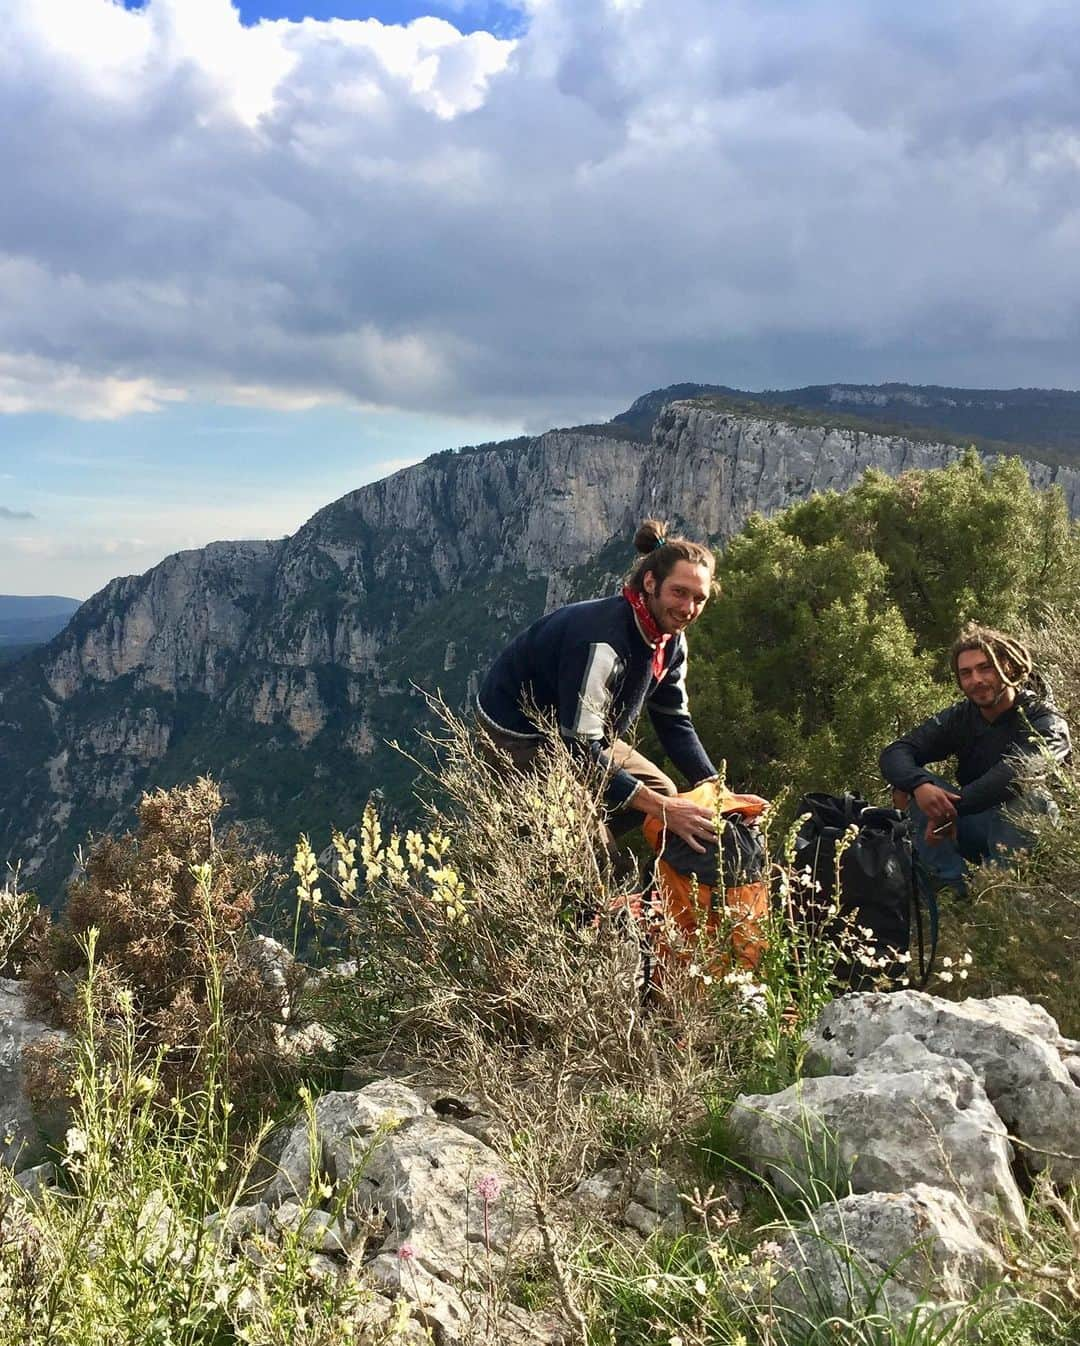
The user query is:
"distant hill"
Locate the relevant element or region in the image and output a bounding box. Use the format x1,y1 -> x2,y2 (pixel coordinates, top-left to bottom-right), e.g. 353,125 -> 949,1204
614,382 -> 1080,466
0,595 -> 83,649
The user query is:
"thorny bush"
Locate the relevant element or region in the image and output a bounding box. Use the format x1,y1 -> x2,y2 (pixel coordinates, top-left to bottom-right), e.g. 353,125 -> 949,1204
23,778 -> 292,1115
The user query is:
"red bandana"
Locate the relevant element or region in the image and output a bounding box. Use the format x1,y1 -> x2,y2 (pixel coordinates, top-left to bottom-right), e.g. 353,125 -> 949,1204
623,584 -> 670,679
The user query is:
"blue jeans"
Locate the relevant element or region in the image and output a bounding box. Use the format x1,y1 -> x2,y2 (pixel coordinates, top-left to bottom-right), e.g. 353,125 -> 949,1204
908,773 -> 1048,896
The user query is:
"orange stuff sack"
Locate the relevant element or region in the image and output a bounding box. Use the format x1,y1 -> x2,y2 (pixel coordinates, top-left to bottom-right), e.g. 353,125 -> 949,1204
641,781 -> 769,973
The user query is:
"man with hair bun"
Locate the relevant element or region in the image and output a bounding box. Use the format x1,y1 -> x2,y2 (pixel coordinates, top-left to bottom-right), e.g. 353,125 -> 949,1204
880,623 -> 1071,896
477,519 -> 722,854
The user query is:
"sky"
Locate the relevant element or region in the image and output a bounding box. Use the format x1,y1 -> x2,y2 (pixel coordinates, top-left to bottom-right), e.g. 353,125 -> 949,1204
4,0 -> 1080,597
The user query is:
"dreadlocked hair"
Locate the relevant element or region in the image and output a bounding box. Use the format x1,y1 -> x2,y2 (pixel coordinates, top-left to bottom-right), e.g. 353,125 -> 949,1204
626,519 -> 716,595
951,624 -> 1040,694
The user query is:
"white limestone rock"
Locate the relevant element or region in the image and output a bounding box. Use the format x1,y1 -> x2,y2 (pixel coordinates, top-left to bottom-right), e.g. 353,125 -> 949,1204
364,1252 -> 567,1345
348,1289 -> 432,1344
263,1078 -> 431,1205
273,1201 -> 357,1254
136,1188 -> 189,1268
365,1249 -> 470,1342
0,978 -> 68,1170
732,1045 -> 1025,1229
806,991 -> 1080,1183
570,1165 -> 625,1212
769,1184 -> 1006,1324
43,540 -> 279,702
497,1304 -> 571,1345
361,1117 -> 539,1280
413,1086 -> 503,1147
624,1166 -> 686,1238
204,1202 -> 272,1249
12,1161 -> 57,1197
278,1021 -> 337,1058
244,934 -> 295,1023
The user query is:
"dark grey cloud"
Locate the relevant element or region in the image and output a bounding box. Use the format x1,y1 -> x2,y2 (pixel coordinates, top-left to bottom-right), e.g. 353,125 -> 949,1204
0,507 -> 35,521
3,0 -> 1080,428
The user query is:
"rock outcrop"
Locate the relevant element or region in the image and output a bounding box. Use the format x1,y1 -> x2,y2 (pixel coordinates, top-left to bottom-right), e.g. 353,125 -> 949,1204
805,991 -> 1080,1186
2,984 -> 1076,1339
768,1185 -> 1005,1325
733,1036 -> 1026,1229
731,990 -> 1080,1326
0,978 -> 68,1170
236,1078 -> 559,1344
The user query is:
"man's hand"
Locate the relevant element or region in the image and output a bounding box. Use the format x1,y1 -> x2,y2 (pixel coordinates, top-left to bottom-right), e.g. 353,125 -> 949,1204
924,817 -> 957,847
891,788 -> 910,811
635,787 -> 718,853
912,781 -> 961,825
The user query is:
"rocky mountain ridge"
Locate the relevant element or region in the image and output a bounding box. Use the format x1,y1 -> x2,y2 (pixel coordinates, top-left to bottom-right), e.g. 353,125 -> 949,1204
619,381 -> 1080,462
5,398 -> 1080,903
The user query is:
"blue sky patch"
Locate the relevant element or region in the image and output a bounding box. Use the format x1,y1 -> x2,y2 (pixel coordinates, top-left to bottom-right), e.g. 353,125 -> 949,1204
120,0 -> 527,38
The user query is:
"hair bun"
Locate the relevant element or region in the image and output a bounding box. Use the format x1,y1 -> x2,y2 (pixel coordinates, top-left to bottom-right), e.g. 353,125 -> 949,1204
633,519 -> 669,556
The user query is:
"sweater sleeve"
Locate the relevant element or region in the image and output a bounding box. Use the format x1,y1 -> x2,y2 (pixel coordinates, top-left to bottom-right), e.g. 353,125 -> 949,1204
879,706 -> 962,793
557,640 -> 642,808
646,636 -> 718,785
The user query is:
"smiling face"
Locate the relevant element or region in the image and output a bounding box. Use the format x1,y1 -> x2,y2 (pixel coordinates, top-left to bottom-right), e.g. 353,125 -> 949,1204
642,559 -> 712,635
955,646 -> 1016,719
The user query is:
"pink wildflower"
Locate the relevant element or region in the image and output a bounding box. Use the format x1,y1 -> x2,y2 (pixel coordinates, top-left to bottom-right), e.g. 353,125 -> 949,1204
476,1173 -> 502,1203
397,1242 -> 416,1262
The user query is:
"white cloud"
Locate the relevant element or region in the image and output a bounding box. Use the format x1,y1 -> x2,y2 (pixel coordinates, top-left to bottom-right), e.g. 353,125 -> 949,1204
7,536 -> 152,560
356,455 -> 425,482
3,0 -> 1080,428
0,352 -> 187,420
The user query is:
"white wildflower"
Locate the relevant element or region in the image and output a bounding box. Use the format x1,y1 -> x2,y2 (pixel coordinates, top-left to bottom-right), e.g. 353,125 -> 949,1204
65,1126 -> 88,1157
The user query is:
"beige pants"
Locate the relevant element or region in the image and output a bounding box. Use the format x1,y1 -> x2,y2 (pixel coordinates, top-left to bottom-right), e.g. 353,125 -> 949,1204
476,719 -> 676,844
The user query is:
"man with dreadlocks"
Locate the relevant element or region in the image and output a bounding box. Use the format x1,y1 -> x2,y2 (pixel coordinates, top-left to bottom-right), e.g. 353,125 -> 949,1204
880,624 -> 1071,896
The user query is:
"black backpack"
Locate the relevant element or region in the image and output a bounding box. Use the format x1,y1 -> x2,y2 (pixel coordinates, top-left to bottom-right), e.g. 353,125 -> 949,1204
791,792 -> 937,990
655,809 -> 766,890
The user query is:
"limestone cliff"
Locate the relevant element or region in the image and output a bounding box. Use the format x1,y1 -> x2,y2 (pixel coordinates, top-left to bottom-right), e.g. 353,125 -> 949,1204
3,401 -> 1078,903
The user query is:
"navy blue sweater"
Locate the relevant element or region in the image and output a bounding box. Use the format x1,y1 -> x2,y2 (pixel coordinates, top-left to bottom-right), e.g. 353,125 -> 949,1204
477,594 -> 717,808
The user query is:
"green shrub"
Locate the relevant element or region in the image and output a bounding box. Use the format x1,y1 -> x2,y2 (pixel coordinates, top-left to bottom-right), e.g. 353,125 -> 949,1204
689,454 -> 1080,813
